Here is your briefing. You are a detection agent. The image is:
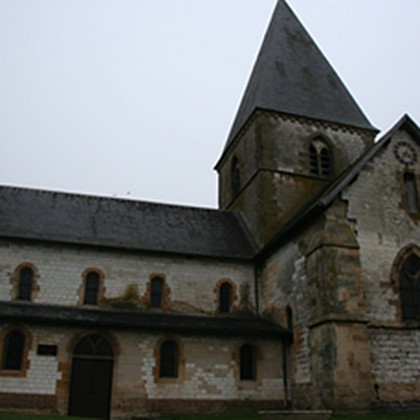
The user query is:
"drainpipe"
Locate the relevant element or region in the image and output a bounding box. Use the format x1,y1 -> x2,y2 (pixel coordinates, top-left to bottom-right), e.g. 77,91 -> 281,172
282,335 -> 292,409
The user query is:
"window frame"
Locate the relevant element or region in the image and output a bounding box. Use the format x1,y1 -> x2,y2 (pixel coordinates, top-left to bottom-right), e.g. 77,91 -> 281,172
219,282 -> 233,314
80,268 -> 105,306
150,276 -> 164,309
391,245 -> 420,322
309,137 -> 332,178
239,343 -> 257,381
0,326 -> 31,377
11,263 -> 39,302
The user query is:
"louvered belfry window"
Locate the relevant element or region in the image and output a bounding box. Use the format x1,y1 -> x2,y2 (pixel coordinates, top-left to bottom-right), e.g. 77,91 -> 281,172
309,138 -> 332,178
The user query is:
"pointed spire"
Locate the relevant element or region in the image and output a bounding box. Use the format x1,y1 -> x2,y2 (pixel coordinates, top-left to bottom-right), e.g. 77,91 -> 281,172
224,0 -> 376,150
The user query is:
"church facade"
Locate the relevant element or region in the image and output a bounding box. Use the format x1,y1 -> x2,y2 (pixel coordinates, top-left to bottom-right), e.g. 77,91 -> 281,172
0,1 -> 419,418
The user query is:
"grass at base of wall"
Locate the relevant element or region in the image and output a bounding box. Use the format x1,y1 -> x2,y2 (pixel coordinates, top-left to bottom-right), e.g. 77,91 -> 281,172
1,413 -> 420,420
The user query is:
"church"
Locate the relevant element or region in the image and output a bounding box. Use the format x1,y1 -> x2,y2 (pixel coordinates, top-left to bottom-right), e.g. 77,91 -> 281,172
0,1 -> 419,418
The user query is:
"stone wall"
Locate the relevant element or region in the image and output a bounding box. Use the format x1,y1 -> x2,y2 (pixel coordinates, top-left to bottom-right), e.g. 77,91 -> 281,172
342,127 -> 420,407
0,324 -> 285,416
0,239 -> 255,315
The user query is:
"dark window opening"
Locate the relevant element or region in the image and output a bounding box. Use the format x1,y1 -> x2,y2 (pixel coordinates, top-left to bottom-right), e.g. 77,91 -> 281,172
17,267 -> 33,301
84,272 -> 100,305
2,330 -> 25,370
309,145 -> 318,175
219,282 -> 232,313
37,345 -> 58,356
151,277 -> 164,308
159,340 -> 179,378
231,156 -> 241,196
320,148 -> 331,177
240,343 -> 256,380
400,254 -> 420,320
404,172 -> 419,213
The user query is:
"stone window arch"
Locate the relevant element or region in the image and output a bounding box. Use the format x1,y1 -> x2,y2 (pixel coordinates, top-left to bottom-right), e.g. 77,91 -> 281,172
150,276 -> 164,309
309,136 -> 332,177
154,337 -> 183,381
214,279 -> 237,314
80,268 -> 105,306
11,263 -> 40,302
0,326 -> 32,376
147,274 -> 170,310
219,282 -> 233,313
391,245 -> 420,321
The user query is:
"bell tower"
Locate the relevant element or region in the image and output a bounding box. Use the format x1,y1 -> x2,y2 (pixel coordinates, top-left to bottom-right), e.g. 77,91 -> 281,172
215,0 -> 377,248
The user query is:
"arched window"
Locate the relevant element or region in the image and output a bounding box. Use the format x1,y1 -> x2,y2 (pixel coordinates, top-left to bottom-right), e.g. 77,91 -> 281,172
159,340 -> 179,378
309,138 -> 332,177
231,156 -> 241,196
150,277 -> 164,309
240,343 -> 256,380
17,267 -> 33,301
2,330 -> 25,370
83,271 -> 100,305
403,172 -> 419,214
399,253 -> 420,320
219,282 -> 232,313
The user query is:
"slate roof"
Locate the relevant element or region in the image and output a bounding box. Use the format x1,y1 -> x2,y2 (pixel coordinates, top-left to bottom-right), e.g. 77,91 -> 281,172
223,0 -> 376,153
0,301 -> 290,339
0,185 -> 256,259
259,114 -> 420,259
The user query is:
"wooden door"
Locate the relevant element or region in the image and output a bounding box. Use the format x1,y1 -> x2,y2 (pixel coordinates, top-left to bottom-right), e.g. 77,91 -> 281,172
68,334 -> 114,419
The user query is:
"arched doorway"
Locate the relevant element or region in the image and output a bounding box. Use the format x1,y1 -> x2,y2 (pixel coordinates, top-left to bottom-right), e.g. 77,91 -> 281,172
68,334 -> 114,419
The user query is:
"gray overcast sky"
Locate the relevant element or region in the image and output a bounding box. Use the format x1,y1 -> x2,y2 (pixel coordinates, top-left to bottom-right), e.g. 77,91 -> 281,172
1,0 -> 419,207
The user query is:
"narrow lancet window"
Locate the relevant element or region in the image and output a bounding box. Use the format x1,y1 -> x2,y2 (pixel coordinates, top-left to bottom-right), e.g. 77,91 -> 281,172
2,330 -> 25,370
404,172 -> 419,213
84,271 -> 100,305
17,267 -> 33,301
219,282 -> 232,313
151,277 -> 164,308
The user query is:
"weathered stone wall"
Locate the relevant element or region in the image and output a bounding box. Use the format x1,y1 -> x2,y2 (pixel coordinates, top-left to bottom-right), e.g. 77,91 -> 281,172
259,218 -> 373,409
0,240 -> 255,314
258,238 -> 313,408
342,127 -> 420,406
217,112 -> 374,246
0,324 -> 285,416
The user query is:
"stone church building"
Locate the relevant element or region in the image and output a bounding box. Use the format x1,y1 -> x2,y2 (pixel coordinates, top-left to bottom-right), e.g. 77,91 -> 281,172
0,1 -> 419,418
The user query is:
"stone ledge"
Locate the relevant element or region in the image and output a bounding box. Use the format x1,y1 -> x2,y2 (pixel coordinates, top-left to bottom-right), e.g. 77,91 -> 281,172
258,410 -> 332,420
